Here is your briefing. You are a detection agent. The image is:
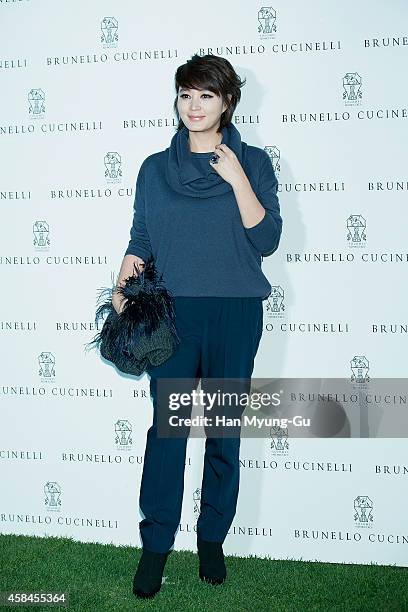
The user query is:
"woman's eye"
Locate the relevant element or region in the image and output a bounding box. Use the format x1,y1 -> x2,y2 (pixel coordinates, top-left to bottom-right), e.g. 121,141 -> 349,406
180,93 -> 212,99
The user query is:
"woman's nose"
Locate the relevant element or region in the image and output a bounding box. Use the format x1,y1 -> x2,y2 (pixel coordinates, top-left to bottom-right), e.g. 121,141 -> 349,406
190,99 -> 201,110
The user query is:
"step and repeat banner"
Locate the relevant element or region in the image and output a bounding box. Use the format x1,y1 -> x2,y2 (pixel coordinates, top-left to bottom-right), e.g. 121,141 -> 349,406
1,1 -> 407,567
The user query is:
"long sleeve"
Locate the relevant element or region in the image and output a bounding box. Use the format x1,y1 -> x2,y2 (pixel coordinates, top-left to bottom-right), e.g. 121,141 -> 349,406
244,149 -> 283,256
124,161 -> 153,261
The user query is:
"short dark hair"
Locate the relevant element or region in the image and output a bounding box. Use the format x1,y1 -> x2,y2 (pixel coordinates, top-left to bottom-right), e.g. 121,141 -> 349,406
173,54 -> 246,132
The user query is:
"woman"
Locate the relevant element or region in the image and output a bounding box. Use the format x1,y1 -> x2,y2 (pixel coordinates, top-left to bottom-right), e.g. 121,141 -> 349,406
113,53 -> 283,599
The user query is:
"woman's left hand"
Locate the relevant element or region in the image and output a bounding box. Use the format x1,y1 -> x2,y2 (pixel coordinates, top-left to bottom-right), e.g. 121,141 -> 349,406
209,144 -> 248,188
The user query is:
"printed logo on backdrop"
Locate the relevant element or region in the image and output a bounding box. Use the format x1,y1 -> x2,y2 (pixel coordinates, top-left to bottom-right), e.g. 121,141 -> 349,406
258,6 -> 277,39
264,146 -> 281,176
104,152 -> 122,183
269,426 -> 289,455
28,89 -> 45,117
350,356 -> 370,384
101,17 -> 118,48
183,486 -> 273,537
193,488 -> 201,517
33,221 -> 50,249
347,215 -> 366,248
44,481 -> 61,511
115,420 -> 132,450
265,286 -> 285,319
39,352 -> 56,380
354,495 -> 373,528
343,73 -> 362,106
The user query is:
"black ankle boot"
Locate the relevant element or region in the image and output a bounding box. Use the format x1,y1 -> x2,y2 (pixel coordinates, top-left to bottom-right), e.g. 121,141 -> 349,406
132,548 -> 169,599
197,535 -> 227,585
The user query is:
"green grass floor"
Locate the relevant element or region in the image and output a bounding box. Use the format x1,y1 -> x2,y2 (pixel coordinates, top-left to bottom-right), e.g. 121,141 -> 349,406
0,534 -> 407,611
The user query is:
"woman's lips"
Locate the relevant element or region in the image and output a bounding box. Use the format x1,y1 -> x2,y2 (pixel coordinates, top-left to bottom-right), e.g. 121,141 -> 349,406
188,115 -> 205,121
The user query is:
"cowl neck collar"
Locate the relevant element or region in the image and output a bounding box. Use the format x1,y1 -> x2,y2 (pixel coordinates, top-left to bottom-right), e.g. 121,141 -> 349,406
164,122 -> 245,199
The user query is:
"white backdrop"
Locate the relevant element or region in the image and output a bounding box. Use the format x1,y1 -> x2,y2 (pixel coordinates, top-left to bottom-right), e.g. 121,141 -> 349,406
1,0 -> 407,567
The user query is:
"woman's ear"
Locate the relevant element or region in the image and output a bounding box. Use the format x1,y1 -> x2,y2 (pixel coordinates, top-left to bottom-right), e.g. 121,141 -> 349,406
223,93 -> 232,113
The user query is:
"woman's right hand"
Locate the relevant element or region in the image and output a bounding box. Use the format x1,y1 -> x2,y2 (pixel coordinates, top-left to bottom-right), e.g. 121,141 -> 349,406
112,255 -> 145,314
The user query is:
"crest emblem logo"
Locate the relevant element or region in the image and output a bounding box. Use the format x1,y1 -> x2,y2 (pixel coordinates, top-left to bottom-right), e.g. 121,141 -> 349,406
193,487 -> 201,515
38,352 -> 56,379
101,17 -> 118,47
44,481 -> 62,511
104,152 -> 122,182
270,425 -> 289,455
28,89 -> 45,117
350,356 -> 370,383
343,73 -> 362,105
258,6 -> 277,37
33,221 -> 50,249
347,215 -> 366,247
264,146 -> 281,176
354,495 -> 373,527
115,420 -> 132,450
265,286 -> 285,317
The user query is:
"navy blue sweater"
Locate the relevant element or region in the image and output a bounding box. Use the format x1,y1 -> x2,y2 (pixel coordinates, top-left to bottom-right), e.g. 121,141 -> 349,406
124,122 -> 283,299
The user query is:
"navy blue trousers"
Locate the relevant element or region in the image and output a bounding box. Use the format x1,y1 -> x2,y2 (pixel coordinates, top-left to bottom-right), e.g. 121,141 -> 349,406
139,296 -> 263,553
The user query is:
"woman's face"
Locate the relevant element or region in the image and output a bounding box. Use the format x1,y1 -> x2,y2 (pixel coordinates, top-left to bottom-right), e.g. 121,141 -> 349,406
177,87 -> 229,132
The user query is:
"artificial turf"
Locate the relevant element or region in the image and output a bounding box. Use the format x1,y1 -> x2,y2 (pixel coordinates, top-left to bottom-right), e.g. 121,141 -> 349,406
0,534 -> 407,611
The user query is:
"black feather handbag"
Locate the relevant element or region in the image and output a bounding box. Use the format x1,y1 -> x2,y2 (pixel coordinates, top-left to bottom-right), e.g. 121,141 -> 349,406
85,256 -> 180,375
